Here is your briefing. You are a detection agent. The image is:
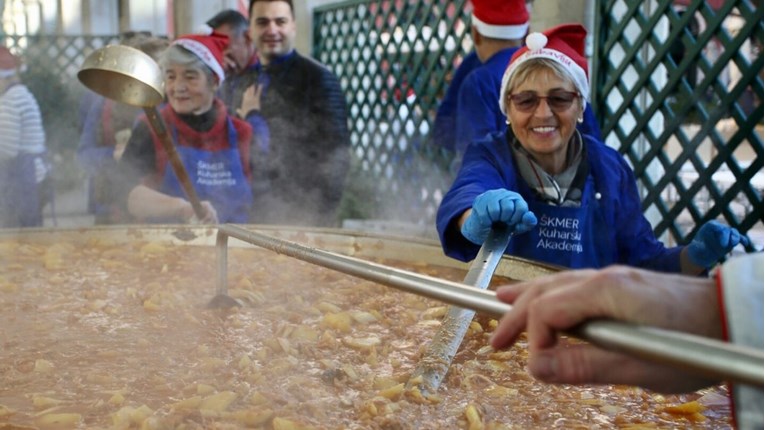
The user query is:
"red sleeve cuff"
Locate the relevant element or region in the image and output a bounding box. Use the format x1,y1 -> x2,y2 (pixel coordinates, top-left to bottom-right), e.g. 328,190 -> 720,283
714,268 -> 730,342
714,267 -> 737,429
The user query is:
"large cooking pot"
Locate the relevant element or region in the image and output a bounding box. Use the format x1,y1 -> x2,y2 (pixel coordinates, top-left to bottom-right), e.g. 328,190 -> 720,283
0,225 -> 730,429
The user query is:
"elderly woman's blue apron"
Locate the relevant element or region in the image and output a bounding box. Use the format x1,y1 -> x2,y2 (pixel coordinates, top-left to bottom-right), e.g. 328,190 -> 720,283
160,117 -> 253,223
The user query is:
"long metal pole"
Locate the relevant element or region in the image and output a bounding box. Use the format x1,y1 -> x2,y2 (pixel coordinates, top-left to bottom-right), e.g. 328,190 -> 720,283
216,224 -> 764,388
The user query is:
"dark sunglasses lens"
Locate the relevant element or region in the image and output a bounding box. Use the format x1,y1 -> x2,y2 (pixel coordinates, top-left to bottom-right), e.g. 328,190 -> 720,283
548,92 -> 577,110
512,93 -> 538,111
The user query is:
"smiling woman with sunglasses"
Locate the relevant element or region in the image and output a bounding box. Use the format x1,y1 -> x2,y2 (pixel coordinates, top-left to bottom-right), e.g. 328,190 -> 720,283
436,23 -> 747,275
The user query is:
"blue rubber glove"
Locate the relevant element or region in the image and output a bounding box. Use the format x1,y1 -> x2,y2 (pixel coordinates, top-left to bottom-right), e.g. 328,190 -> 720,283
460,189 -> 537,245
687,221 -> 750,268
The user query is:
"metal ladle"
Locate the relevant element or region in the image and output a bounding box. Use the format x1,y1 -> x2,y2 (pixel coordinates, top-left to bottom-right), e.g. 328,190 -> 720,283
78,45 -> 242,309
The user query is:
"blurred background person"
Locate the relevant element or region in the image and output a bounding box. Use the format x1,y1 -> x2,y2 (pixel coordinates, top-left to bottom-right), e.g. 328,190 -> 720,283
231,0 -> 350,227
437,24 -> 748,274
77,33 -> 169,224
204,9 -> 258,88
0,46 -> 50,228
115,32 -> 254,224
432,50 -> 481,155
203,8 -> 270,204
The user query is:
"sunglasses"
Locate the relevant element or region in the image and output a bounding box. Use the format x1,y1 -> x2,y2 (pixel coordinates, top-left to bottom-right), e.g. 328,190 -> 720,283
507,90 -> 580,113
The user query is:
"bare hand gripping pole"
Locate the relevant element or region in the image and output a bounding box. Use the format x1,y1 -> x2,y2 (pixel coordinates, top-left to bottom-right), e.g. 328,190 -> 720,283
214,224 -> 763,388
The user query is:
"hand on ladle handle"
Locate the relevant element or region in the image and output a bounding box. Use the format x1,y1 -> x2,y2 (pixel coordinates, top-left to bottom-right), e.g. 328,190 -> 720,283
188,201 -> 219,224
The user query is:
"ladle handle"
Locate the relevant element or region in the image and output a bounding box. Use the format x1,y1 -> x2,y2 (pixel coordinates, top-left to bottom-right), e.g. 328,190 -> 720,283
143,107 -> 206,220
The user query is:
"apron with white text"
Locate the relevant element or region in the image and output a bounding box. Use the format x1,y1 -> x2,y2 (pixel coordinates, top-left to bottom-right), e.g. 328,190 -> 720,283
507,177 -> 616,269
160,118 -> 253,223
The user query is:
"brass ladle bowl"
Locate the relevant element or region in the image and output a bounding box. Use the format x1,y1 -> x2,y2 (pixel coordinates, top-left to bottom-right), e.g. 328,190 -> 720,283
78,44 -> 164,108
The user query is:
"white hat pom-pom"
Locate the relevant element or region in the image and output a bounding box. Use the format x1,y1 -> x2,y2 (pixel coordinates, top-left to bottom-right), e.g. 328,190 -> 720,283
196,23 -> 214,35
526,32 -> 547,51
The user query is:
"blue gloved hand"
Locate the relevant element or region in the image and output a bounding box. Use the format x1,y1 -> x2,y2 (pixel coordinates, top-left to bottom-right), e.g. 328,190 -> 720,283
460,189 -> 537,245
687,221 -> 750,268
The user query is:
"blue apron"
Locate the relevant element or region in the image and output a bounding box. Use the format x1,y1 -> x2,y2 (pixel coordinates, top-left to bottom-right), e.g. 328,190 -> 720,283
507,177 -> 616,269
160,117 -> 253,223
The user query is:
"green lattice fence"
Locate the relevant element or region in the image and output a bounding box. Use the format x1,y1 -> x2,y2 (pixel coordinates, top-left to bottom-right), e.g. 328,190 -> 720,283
1,35 -> 119,80
314,0 -> 473,226
593,0 -> 763,248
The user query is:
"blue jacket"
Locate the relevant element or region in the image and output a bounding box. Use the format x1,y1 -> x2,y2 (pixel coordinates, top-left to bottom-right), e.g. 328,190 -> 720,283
432,51 -> 482,152
454,47 -> 602,154
436,130 -> 682,272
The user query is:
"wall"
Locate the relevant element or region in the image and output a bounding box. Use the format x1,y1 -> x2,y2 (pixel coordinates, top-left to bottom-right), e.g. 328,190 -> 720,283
1,0 -> 239,37
172,0 -> 246,37
2,1 -> 594,48
529,0 -> 592,31
530,0 -> 595,57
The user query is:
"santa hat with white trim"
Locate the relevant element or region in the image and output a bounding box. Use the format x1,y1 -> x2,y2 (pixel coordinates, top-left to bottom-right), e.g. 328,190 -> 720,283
471,0 -> 530,40
0,46 -> 21,79
499,23 -> 590,114
171,31 -> 229,83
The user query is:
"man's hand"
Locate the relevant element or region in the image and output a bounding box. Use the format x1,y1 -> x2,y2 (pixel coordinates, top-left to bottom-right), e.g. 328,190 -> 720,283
237,84 -> 263,118
489,266 -> 721,393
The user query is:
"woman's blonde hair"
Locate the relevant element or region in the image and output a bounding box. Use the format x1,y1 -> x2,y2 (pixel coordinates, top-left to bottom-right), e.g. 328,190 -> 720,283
509,58 -> 573,92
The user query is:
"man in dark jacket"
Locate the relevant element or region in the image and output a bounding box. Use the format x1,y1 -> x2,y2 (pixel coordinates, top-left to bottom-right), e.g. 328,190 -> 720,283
223,0 -> 351,227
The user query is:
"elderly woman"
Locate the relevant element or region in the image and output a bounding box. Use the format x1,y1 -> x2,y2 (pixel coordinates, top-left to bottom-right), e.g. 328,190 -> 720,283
117,32 -> 254,224
436,24 -> 747,274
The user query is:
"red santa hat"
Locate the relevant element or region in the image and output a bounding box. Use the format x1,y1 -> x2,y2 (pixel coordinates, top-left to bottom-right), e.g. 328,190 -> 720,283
171,31 -> 228,83
0,46 -> 21,79
472,0 -> 530,40
499,23 -> 590,114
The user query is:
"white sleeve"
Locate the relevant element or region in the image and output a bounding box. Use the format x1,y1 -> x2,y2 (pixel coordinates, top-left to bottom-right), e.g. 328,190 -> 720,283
719,253 -> 763,430
0,88 -> 22,160
14,84 -> 46,154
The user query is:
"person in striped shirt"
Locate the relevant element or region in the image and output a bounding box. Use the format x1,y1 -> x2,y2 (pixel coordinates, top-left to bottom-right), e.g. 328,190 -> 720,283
0,46 -> 49,227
